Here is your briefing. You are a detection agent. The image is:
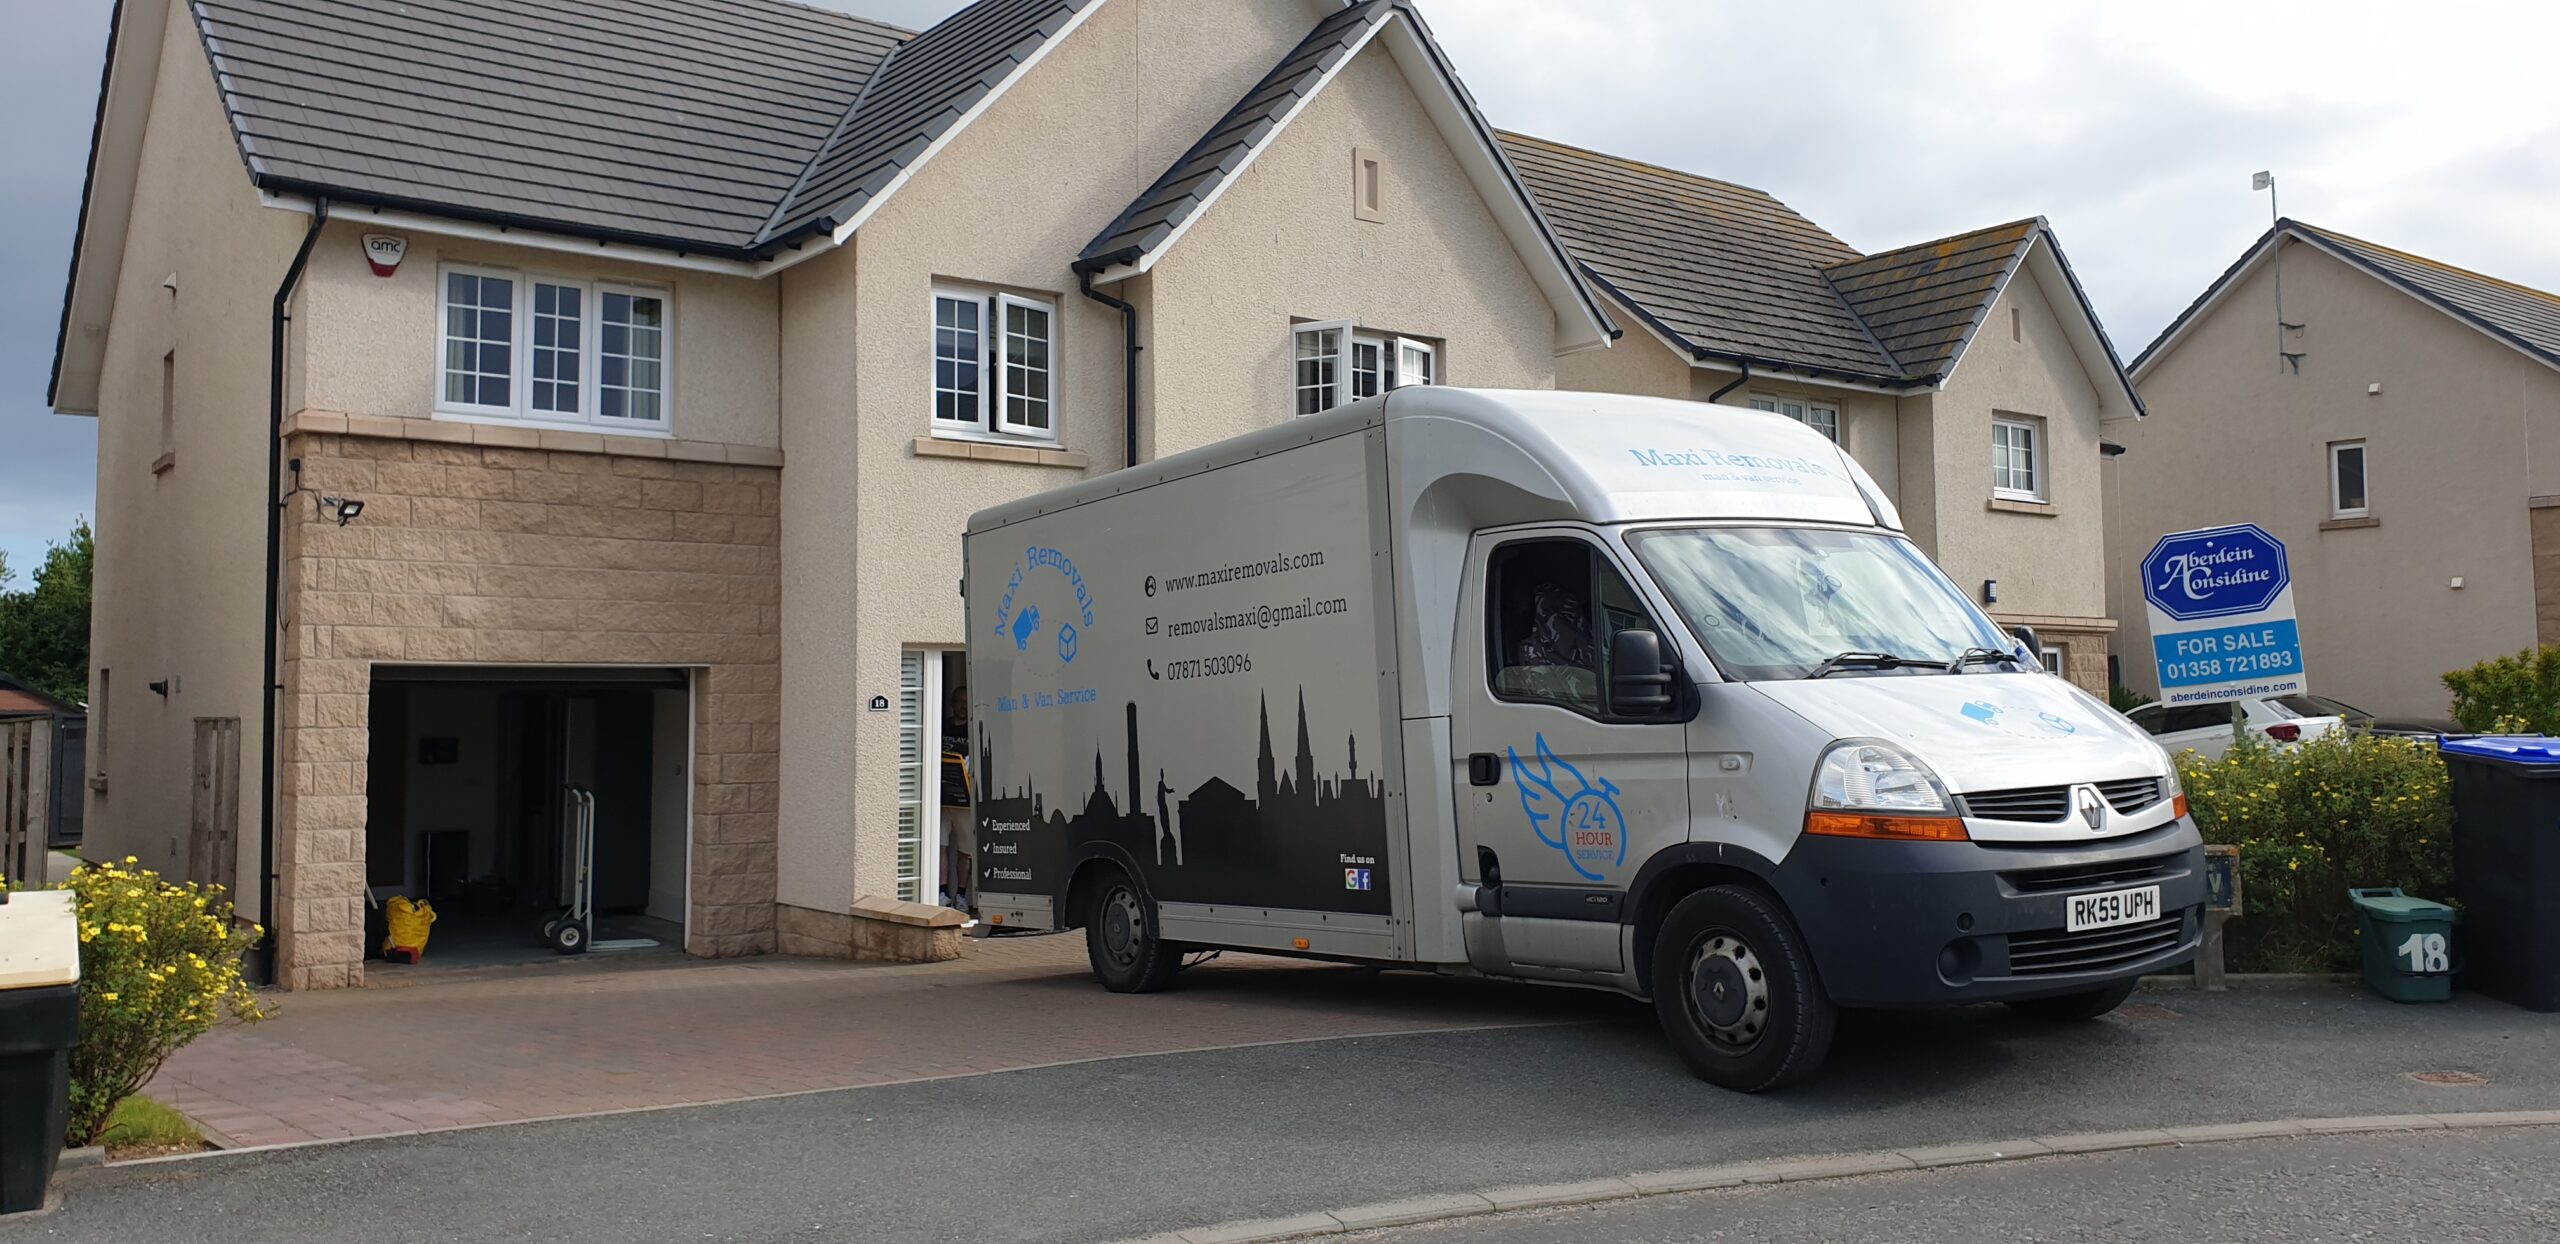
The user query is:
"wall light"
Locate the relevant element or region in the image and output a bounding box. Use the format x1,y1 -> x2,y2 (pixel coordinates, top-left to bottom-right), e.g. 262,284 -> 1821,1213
1983,579 -> 2000,604
316,495 -> 366,526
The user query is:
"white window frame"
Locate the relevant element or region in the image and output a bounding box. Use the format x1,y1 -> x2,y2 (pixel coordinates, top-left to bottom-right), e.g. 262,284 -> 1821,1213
930,284 -> 1058,443
435,262 -> 674,435
1745,394 -> 1840,444
2040,646 -> 2064,676
1295,321 -> 1435,417
2329,439 -> 2369,518
1992,415 -> 2046,502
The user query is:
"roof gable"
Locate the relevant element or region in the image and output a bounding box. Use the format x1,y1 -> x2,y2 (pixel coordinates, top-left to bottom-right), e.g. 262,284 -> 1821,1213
1823,219 -> 2038,380
2134,220 -> 2560,378
1075,1 -> 1614,352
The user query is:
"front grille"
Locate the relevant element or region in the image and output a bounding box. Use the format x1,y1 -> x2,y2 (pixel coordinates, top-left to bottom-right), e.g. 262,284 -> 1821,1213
1959,785 -> 2070,822
2007,915 -> 2184,977
2001,852 -> 2184,896
2098,776 -> 2164,814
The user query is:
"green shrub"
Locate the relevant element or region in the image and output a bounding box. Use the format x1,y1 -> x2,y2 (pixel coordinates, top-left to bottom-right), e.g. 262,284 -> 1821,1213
2174,733 -> 2452,973
2108,683 -> 2154,712
2443,646 -> 2560,733
28,858 -> 267,1145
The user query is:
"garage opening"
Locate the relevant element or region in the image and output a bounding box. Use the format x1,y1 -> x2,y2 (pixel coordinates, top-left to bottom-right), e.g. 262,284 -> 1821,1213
364,667 -> 690,970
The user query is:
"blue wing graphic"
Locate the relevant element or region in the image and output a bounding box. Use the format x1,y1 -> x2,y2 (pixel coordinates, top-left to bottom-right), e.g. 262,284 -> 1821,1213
1508,738 -> 1567,849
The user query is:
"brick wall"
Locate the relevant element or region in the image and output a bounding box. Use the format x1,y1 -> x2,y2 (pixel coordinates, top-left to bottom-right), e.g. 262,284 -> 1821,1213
275,419 -> 781,988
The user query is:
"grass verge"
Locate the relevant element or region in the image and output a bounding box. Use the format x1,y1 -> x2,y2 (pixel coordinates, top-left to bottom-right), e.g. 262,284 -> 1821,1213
98,1095 -> 210,1159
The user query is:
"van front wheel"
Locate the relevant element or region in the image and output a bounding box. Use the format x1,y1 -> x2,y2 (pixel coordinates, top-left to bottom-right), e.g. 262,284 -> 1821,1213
1085,870 -> 1182,994
1651,885 -> 1835,1092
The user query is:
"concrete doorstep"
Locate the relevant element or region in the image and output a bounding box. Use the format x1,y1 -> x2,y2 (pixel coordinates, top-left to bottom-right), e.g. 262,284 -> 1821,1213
1111,1110 -> 2560,1244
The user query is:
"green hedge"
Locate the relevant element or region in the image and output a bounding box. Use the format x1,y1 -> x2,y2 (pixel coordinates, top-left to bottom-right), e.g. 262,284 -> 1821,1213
2173,732 -> 2452,973
2443,646 -> 2560,733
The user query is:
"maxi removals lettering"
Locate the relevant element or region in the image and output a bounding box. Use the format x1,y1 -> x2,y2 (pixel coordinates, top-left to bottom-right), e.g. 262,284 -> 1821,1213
991,544 -> 1096,680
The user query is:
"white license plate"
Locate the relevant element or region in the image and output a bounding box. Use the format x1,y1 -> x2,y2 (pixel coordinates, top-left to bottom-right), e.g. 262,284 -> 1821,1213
2065,884 -> 2162,932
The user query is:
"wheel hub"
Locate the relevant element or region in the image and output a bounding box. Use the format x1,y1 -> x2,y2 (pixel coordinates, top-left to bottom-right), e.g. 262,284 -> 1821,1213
1685,932 -> 1770,1050
1101,889 -> 1143,966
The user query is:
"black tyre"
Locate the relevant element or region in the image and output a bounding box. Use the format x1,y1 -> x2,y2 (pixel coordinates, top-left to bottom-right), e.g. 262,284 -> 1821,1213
540,915 -> 562,942
1650,884 -> 1835,1092
2006,978 -> 2138,1022
1085,869 -> 1181,993
550,920 -> 587,955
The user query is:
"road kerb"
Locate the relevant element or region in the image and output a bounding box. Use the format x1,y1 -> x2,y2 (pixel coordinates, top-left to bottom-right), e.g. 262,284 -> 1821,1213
1113,1111 -> 2560,1244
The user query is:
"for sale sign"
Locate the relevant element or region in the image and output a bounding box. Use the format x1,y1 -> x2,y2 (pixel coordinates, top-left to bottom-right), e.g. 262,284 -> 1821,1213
2140,522 -> 2306,706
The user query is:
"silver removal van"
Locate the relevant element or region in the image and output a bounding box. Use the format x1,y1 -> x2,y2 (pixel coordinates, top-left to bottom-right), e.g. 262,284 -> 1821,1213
964,388 -> 2201,1090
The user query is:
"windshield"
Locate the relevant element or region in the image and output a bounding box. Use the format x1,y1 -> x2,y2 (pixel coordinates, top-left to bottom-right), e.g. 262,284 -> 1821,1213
2275,694 -> 2369,723
1627,526 -> 2015,681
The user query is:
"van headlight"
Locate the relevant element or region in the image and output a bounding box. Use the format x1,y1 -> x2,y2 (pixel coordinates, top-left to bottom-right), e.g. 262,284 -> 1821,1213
2164,764 -> 2189,821
1810,740 -> 1951,813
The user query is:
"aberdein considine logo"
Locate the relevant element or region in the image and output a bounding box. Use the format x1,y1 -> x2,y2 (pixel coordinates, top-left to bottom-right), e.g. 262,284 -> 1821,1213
990,545 -> 1095,679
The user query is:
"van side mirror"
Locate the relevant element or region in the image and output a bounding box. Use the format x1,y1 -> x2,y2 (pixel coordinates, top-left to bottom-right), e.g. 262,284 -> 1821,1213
2007,624 -> 2041,669
1610,629 -> 1674,713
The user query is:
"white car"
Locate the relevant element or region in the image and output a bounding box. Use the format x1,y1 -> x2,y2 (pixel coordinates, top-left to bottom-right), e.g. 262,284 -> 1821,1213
2123,693 -> 2413,760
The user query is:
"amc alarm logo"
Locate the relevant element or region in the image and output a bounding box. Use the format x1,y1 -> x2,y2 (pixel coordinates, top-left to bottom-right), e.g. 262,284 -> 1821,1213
361,233 -> 408,277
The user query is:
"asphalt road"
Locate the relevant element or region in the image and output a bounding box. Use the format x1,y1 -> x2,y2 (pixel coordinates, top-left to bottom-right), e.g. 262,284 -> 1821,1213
13,979 -> 2560,1244
1356,1127 -> 2560,1242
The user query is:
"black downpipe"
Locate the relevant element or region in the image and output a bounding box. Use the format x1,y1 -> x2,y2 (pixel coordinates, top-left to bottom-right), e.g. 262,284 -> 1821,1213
257,197 -> 328,984
1077,269 -> 1139,467
1705,357 -> 1752,404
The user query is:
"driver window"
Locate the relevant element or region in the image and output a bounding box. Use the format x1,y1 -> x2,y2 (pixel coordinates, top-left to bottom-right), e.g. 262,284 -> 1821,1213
1488,538 -> 1664,717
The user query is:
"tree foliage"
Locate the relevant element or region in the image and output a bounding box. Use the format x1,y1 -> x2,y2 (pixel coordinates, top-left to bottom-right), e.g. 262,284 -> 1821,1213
0,517 -> 93,704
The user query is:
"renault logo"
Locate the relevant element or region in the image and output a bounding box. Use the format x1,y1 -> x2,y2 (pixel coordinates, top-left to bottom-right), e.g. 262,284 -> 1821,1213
2076,787 -> 2106,830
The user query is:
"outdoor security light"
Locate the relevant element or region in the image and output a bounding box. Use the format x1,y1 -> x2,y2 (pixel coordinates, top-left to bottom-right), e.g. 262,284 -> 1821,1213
1982,579 -> 1999,604
316,495 -> 365,526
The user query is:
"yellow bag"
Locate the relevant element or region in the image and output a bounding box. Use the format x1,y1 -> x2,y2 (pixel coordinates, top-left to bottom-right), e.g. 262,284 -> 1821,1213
383,896 -> 437,959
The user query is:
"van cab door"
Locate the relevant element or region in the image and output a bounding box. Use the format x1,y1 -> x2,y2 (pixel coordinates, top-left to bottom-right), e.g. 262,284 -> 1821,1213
1453,529 -> 1692,975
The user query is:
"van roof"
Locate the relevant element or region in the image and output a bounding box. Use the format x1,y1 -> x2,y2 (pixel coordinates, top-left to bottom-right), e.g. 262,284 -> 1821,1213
967,388 -> 1899,534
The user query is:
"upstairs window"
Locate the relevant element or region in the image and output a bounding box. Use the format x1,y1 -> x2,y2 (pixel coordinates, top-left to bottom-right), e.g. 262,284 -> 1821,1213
933,285 -> 1057,440
2329,440 -> 2369,518
1747,395 -> 1839,443
438,264 -> 669,431
1992,415 -> 2045,501
1292,320 -> 1436,416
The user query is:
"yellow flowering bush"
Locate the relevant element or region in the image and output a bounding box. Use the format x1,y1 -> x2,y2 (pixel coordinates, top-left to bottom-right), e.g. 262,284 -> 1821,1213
2175,733 -> 2453,972
10,858 -> 268,1145
2444,646 -> 2560,733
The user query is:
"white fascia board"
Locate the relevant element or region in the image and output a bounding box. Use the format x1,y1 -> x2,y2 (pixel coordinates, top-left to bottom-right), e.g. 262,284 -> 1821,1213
825,0 -> 1111,247
52,0 -> 174,415
1112,12 -> 1389,283
258,194 -> 779,278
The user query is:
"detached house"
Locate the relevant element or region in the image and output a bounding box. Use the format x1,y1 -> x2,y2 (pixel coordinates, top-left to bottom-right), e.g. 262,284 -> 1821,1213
50,0 -> 1610,987
1500,134 -> 2145,692
2109,222 -> 2560,719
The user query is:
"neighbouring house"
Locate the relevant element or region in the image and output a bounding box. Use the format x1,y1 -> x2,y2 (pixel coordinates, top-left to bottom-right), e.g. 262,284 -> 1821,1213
2107,221 -> 2560,720
1499,133 -> 2146,693
48,0 -> 1613,986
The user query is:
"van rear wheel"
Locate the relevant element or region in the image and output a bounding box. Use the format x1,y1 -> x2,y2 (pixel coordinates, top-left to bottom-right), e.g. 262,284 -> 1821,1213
1086,869 -> 1182,994
2006,978 -> 2138,1022
1651,885 -> 1834,1092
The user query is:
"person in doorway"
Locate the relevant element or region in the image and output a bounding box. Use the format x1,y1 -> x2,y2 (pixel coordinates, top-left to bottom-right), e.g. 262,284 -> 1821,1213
940,681 -> 975,912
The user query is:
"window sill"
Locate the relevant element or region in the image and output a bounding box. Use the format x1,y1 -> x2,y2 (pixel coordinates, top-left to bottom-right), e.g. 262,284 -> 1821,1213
912,435 -> 1088,470
2319,515 -> 2379,530
283,409 -> 782,466
149,452 -> 175,476
1986,496 -> 2058,517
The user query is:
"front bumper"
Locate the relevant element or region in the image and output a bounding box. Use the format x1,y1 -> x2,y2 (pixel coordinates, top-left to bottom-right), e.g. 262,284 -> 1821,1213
1769,820 -> 2206,1007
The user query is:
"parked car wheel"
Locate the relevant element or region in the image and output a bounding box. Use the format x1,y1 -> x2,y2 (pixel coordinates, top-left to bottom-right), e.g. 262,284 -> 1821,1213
1085,869 -> 1181,993
2005,978 -> 2138,1022
1651,884 -> 1835,1092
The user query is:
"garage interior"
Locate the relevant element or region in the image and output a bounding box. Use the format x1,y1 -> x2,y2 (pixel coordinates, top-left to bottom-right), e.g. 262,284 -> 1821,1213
364,667 -> 691,969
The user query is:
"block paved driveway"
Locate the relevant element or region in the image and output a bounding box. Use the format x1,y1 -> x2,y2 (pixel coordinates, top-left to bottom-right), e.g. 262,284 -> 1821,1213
150,933 -> 1607,1148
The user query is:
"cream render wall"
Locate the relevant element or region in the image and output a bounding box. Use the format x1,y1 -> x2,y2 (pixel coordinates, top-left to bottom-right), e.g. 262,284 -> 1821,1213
781,0 -> 1320,908
2109,241 -> 2552,717
297,228 -> 781,450
1149,43 -> 1557,455
1928,263 -> 2110,625
81,4 -> 307,917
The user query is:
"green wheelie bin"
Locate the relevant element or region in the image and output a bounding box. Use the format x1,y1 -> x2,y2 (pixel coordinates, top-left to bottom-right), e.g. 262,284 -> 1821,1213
2348,887 -> 2456,1004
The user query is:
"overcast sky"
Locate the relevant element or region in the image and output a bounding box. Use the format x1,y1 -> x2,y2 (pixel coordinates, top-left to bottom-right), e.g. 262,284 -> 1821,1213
6,0 -> 2557,576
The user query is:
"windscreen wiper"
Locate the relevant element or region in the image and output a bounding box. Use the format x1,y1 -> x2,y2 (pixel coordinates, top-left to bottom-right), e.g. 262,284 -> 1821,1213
1947,646 -> 2025,674
1805,651 -> 1921,680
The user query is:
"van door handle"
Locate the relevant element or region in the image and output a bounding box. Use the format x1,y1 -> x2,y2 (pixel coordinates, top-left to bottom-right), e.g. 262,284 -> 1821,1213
1467,753 -> 1502,786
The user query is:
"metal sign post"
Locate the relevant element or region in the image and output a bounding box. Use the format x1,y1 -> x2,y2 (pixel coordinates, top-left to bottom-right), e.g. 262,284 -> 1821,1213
2141,522 -> 2307,708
